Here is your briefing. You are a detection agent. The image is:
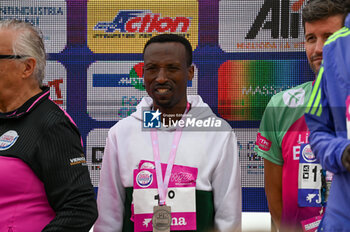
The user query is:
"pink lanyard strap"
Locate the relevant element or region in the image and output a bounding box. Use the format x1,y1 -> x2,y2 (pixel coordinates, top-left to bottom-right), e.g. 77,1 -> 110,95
150,102 -> 190,206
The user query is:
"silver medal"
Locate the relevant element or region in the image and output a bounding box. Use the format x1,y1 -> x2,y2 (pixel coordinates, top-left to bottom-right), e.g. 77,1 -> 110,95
152,205 -> 171,232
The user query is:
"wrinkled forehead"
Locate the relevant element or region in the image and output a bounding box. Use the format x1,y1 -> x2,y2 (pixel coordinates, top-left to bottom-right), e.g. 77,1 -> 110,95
0,29 -> 18,54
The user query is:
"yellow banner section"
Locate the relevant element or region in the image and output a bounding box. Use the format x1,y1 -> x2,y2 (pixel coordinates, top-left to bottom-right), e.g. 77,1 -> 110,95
87,0 -> 198,53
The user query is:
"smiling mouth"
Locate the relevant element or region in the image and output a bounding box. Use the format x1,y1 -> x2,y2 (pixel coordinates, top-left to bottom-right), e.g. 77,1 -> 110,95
155,88 -> 171,94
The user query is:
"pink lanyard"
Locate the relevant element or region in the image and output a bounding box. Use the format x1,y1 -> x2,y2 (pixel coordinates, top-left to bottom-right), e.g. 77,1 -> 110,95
150,102 -> 190,206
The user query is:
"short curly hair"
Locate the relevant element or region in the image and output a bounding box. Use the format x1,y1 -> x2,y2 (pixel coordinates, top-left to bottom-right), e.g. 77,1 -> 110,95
143,34 -> 193,67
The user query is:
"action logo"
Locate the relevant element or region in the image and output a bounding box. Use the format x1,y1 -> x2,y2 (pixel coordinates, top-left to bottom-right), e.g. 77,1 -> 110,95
87,0 -> 198,53
94,10 -> 190,34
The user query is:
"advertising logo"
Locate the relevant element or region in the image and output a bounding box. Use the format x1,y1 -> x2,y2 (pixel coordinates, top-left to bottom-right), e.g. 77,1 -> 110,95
301,144 -> 316,163
219,0 -> 306,52
256,133 -> 272,151
143,110 -> 161,128
0,130 -> 19,151
136,170 -> 153,187
87,61 -> 198,121
43,61 -> 67,110
218,60 -> 310,121
142,108 -> 223,130
143,219 -> 152,228
87,0 -> 198,53
0,0 -> 67,53
94,10 -> 190,33
86,129 -> 109,187
283,88 -> 305,107
235,128 -> 264,187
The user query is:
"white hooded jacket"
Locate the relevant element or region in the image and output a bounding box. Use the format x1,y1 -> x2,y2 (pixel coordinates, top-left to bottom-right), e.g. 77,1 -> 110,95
94,95 -> 241,232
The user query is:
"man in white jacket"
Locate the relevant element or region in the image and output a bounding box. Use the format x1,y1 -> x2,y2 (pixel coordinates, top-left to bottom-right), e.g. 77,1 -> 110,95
94,34 -> 241,232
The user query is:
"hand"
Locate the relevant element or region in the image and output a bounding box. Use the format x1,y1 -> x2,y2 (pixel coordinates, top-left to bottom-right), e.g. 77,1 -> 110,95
341,144 -> 350,172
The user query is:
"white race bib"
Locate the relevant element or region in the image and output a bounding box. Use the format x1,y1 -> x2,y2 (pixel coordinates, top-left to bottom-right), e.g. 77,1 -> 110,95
132,160 -> 198,231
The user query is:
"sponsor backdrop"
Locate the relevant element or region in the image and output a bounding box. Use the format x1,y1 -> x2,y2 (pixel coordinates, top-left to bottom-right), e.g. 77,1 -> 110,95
0,0 -> 315,212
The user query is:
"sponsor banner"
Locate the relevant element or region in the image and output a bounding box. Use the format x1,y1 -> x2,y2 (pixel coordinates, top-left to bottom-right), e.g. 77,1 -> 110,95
87,61 -> 198,121
87,0 -> 198,53
218,60 -> 309,121
43,61 -> 67,110
234,128 -> 264,188
86,128 -> 109,187
0,0 -> 67,53
219,0 -> 306,52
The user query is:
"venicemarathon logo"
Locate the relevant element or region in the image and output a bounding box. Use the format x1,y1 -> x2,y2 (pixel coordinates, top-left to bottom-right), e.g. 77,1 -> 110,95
87,0 -> 198,53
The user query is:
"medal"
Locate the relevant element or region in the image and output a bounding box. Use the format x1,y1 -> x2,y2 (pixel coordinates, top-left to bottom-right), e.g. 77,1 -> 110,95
152,205 -> 171,232
150,103 -> 190,232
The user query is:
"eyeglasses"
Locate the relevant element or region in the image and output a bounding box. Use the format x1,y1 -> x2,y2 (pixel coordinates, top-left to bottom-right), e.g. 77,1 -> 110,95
0,55 -> 26,60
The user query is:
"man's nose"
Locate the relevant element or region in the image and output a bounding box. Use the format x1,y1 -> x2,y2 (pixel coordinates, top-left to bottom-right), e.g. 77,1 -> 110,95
314,39 -> 324,55
155,68 -> 167,83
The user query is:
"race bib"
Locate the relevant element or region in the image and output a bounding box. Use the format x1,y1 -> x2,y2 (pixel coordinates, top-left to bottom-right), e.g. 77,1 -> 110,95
298,144 -> 322,207
132,160 -> 198,231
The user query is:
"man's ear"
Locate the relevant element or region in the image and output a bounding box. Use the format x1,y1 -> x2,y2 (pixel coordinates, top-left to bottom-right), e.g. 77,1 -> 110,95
187,65 -> 194,81
21,57 -> 36,79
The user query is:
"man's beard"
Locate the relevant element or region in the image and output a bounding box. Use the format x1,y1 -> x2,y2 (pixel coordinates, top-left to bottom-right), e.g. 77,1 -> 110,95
310,55 -> 322,75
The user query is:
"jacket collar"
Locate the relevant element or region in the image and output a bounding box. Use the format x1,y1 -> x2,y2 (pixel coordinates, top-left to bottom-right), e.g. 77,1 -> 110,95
0,87 -> 50,119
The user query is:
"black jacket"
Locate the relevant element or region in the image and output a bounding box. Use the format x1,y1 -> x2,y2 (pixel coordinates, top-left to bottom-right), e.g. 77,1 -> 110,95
0,87 -> 98,231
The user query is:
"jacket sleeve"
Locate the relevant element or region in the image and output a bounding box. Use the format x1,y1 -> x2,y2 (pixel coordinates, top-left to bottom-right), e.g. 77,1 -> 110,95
94,129 -> 125,232
305,66 -> 350,174
212,131 -> 242,232
254,97 -> 284,165
38,117 -> 98,231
